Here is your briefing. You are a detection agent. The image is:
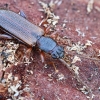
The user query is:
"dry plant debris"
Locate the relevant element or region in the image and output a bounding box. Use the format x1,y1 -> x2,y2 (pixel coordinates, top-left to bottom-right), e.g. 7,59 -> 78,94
67,40 -> 93,54
95,6 -> 100,12
39,0 -> 60,27
57,73 -> 65,81
72,55 -> 81,64
75,28 -> 85,37
1,41 -> 19,68
87,0 -> 94,13
0,41 -> 32,99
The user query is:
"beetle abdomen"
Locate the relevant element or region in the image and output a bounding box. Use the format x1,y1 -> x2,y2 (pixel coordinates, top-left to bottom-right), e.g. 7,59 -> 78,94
0,10 -> 44,46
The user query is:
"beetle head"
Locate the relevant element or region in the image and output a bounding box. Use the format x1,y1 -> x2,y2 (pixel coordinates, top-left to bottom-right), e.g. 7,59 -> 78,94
51,45 -> 64,59
37,36 -> 64,59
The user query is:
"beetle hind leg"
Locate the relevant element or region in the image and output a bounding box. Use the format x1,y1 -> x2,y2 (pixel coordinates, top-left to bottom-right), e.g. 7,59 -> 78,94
0,34 -> 13,39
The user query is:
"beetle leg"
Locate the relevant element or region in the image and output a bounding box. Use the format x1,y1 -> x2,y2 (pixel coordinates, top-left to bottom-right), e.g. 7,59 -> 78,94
40,51 -> 45,63
0,34 -> 13,39
19,10 -> 27,19
0,71 -> 5,81
45,25 -> 51,35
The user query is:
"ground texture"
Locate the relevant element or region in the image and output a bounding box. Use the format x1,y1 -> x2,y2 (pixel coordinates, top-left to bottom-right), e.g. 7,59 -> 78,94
0,0 -> 100,100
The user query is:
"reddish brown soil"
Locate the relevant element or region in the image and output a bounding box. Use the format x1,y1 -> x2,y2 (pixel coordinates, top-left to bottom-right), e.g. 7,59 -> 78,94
0,0 -> 100,100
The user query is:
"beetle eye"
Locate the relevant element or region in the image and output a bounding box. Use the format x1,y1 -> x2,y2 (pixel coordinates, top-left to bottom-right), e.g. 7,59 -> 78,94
51,53 -> 57,59
58,46 -> 64,52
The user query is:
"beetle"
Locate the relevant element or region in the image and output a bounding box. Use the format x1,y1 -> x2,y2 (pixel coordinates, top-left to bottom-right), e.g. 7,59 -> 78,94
0,10 -> 64,59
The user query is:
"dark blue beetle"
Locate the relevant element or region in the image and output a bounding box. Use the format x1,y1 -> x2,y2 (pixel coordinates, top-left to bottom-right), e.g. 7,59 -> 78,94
0,10 -> 64,59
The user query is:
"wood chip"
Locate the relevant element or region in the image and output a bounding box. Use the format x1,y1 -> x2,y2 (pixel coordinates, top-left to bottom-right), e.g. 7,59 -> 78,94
95,6 -> 100,12
72,56 -> 81,64
87,0 -> 94,13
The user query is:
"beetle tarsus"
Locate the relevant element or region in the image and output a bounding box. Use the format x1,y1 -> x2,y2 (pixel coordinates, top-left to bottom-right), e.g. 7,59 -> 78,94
19,10 -> 27,19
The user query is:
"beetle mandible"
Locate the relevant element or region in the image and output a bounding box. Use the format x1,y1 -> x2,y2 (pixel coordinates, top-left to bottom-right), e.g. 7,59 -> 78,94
0,10 -> 64,59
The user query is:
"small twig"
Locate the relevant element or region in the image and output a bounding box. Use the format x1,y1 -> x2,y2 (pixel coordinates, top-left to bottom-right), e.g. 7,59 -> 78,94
78,54 -> 100,62
59,58 -> 93,100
